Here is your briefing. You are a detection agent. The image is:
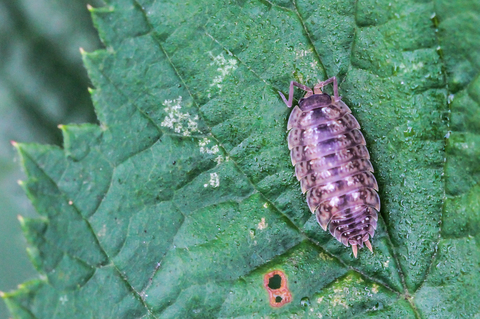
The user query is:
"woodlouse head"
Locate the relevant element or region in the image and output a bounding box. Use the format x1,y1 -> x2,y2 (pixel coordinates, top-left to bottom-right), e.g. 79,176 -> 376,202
298,93 -> 332,111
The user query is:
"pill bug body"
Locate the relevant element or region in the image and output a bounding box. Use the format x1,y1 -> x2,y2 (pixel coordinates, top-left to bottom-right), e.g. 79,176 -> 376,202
279,77 -> 379,257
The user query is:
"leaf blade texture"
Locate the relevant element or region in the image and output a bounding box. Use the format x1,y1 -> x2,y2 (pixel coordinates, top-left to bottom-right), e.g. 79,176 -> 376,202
3,0 -> 480,318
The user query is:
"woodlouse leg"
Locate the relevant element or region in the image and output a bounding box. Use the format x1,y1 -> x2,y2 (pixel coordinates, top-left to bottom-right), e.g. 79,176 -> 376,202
278,81 -> 313,107
314,76 -> 340,102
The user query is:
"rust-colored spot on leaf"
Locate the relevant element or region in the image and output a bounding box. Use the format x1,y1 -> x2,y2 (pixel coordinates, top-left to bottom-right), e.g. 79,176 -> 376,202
264,270 -> 292,307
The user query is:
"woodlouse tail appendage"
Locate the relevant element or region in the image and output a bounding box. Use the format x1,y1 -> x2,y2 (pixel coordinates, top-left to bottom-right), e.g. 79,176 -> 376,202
280,77 -> 379,258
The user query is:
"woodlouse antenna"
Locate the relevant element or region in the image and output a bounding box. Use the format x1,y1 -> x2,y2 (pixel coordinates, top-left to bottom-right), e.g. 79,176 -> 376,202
314,76 -> 340,101
278,81 -> 312,108
279,77 -> 341,108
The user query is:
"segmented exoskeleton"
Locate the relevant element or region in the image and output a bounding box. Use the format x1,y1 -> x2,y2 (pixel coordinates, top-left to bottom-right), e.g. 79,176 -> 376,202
279,77 -> 379,258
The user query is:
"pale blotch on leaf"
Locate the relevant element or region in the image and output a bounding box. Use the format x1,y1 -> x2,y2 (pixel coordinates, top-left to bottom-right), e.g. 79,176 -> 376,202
203,172 -> 220,188
214,155 -> 227,165
59,295 -> 68,305
97,224 -> 107,237
395,61 -> 424,74
160,96 -> 199,136
318,274 -> 383,312
293,48 -> 318,83
383,258 -> 391,268
257,217 -> 268,230
318,252 -> 333,261
295,48 -> 313,58
332,287 -> 350,309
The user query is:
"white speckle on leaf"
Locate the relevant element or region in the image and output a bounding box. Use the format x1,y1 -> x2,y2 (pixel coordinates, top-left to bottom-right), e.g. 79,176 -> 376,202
161,96 -> 199,136
199,137 -> 226,164
214,155 -> 224,165
263,202 -> 268,208
59,295 -> 68,305
203,172 -> 220,188
98,224 -> 106,237
460,142 -> 474,149
295,48 -> 313,58
207,52 -> 238,97
68,200 -> 73,205
372,283 -> 379,294
198,138 -> 220,155
448,94 -> 454,104
383,259 -> 390,268
257,217 -> 267,230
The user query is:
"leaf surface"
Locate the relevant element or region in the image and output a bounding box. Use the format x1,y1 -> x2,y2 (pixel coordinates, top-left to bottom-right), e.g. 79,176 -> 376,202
3,0 -> 480,318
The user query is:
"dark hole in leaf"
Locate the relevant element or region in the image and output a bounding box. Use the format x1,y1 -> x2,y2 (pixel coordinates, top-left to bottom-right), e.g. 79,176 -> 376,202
264,270 -> 291,307
268,274 -> 282,289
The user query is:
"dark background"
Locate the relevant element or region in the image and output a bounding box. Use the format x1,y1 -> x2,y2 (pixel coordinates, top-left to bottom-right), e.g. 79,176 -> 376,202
0,1 -> 103,317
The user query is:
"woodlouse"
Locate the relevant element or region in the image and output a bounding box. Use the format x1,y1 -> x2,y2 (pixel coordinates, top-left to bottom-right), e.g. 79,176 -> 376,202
279,77 -> 379,258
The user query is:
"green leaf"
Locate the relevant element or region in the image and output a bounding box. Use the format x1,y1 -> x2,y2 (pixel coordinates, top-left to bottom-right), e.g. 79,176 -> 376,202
3,0 -> 480,317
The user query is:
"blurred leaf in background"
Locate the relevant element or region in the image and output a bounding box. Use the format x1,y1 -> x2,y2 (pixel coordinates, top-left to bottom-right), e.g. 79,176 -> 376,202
0,0 -> 102,317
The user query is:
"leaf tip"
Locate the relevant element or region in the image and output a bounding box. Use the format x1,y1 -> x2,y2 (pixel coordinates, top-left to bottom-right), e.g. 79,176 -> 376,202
17,214 -> 24,224
87,87 -> 94,94
79,47 -> 86,55
86,4 -> 94,11
10,140 -> 18,147
17,180 -> 24,186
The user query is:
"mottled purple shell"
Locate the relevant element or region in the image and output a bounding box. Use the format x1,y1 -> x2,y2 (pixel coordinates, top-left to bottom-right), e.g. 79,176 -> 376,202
288,93 -> 379,249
